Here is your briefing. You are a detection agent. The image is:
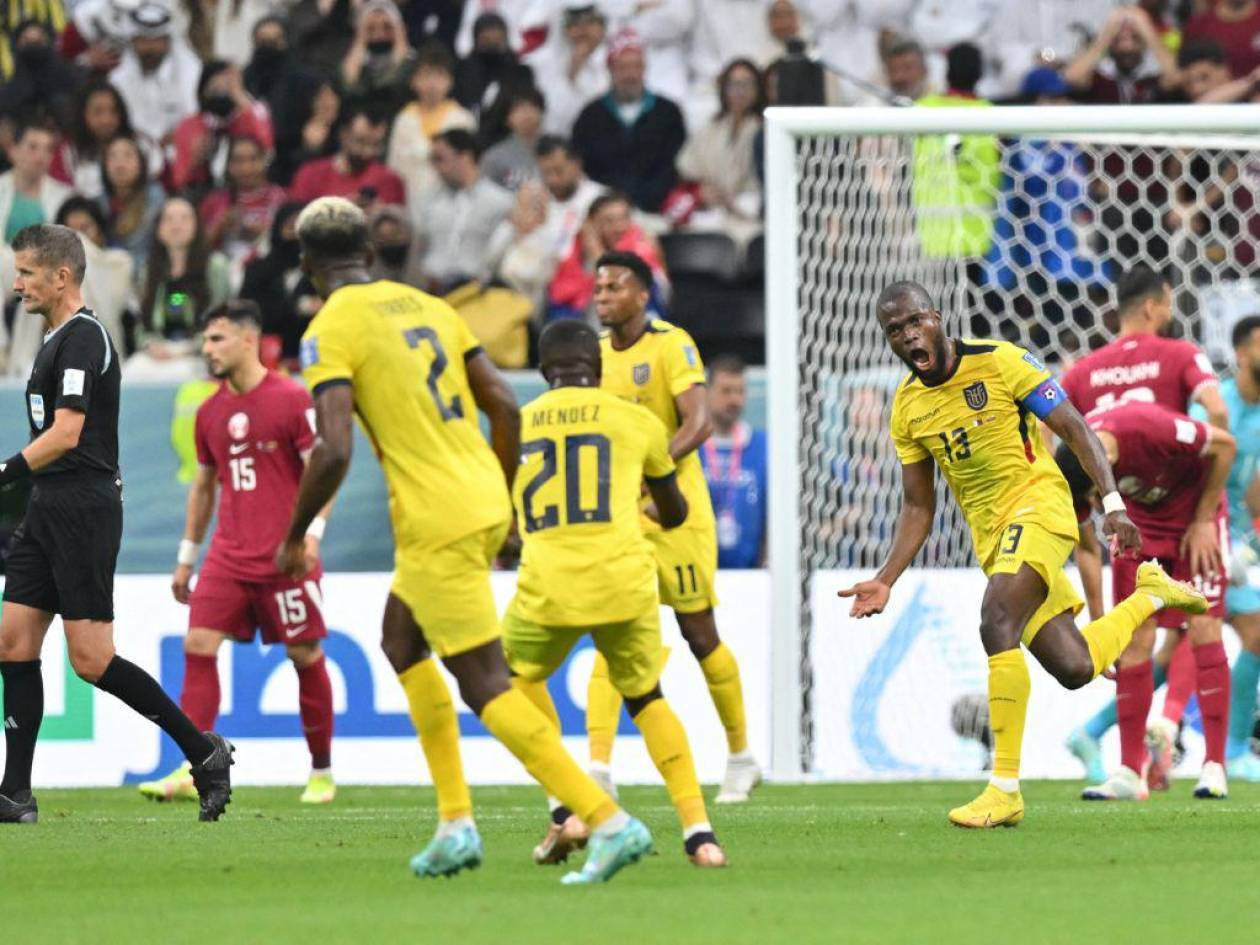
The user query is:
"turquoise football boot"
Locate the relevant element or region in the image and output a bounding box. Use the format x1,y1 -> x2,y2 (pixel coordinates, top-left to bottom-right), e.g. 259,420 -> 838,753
410,824 -> 484,878
1065,728 -> 1107,784
561,817 -> 653,885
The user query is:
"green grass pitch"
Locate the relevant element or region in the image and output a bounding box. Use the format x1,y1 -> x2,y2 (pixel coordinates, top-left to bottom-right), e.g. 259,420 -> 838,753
5,781 -> 1260,944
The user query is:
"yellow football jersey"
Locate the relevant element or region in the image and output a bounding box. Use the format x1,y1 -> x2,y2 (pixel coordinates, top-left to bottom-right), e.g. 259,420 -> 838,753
600,320 -> 714,530
889,339 -> 1078,563
300,280 -> 510,551
511,385 -> 676,626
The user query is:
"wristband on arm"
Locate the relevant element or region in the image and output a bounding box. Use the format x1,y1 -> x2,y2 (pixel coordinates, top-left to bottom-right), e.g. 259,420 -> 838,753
177,539 -> 199,567
1102,491 -> 1126,515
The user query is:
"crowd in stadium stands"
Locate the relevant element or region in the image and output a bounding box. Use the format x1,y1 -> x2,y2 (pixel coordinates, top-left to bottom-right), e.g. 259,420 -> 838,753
0,0 -> 1259,379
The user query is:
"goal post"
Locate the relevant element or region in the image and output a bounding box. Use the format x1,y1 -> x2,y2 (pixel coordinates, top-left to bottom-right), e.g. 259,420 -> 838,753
765,105 -> 1260,781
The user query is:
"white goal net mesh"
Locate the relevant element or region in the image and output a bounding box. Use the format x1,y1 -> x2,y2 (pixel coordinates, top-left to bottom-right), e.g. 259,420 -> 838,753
793,124 -> 1260,770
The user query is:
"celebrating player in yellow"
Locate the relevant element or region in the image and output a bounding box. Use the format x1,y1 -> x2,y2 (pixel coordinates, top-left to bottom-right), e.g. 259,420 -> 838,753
503,319 -> 727,871
276,197 -> 651,884
590,251 -> 760,804
839,282 -> 1208,828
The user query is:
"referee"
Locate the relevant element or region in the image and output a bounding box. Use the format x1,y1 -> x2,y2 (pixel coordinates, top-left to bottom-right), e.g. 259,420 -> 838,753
0,225 -> 233,824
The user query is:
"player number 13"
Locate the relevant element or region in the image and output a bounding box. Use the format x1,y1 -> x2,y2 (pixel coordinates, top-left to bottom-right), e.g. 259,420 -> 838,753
937,427 -> 971,462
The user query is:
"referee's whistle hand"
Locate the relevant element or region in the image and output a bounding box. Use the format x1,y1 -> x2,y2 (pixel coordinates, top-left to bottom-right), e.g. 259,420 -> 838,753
275,538 -> 311,580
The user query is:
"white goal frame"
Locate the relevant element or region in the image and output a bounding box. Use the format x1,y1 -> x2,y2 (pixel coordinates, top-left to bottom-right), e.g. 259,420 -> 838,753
764,104 -> 1260,780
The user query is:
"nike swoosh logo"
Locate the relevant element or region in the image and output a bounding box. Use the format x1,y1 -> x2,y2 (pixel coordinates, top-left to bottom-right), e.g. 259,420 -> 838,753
229,443 -> 249,455
1202,687 -> 1224,696
285,624 -> 308,639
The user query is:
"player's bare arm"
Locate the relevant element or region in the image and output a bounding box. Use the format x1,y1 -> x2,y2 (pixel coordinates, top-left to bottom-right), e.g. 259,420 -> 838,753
1181,423 -> 1236,579
298,447 -> 337,575
670,385 -> 714,462
467,350 -> 521,489
173,464 -> 218,604
839,457 -> 935,618
1075,521 -> 1106,622
1044,399 -> 1142,555
277,383 -> 354,579
1194,381 -> 1229,431
646,473 -> 689,529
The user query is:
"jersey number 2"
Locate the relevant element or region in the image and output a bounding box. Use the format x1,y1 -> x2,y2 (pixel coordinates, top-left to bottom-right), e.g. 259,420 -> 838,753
520,434 -> 611,533
403,327 -> 464,421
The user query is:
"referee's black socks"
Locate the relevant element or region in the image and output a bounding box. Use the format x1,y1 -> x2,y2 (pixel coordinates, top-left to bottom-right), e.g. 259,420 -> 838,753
0,660 -> 43,797
95,656 -> 215,764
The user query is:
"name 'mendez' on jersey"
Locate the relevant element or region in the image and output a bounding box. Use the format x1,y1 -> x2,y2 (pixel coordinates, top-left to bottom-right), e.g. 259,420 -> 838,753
512,386 -> 677,627
889,339 -> 1077,563
299,280 -> 510,549
599,319 -> 714,531
26,308 -> 120,479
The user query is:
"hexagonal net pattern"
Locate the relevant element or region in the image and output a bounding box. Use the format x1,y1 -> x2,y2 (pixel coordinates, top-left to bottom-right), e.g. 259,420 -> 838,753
792,128 -> 1260,766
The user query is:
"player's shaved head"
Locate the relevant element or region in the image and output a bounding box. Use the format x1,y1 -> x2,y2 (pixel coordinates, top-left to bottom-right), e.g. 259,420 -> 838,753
876,280 -> 951,381
875,281 -> 935,322
539,318 -> 601,387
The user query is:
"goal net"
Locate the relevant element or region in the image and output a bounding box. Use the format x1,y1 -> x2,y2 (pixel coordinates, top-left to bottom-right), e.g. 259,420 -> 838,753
764,106 -> 1260,780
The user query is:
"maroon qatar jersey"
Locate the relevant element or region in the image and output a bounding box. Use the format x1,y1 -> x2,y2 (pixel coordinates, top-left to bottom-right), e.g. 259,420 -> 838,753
1082,401 -> 1211,559
195,371 -> 317,581
1061,333 -> 1217,415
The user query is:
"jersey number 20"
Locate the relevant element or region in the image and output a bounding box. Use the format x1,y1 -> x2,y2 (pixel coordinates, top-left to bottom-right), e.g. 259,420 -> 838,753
403,327 -> 464,421
520,434 -> 611,533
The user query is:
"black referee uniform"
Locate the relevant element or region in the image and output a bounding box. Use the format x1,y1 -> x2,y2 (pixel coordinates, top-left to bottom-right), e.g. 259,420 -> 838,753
4,307 -> 122,621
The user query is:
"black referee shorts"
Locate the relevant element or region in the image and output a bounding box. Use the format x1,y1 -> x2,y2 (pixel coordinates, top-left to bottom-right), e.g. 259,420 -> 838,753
4,475 -> 123,622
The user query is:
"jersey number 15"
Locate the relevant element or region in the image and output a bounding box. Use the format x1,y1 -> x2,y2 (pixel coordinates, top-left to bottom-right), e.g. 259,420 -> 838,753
520,434 -> 611,533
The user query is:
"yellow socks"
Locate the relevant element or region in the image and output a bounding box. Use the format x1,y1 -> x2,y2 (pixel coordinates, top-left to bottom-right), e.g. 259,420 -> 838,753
987,648 -> 1030,782
480,688 -> 619,829
1082,594 -> 1158,677
632,698 -> 709,832
512,676 -> 561,731
398,659 -> 471,821
586,651 -> 622,765
700,643 -> 748,755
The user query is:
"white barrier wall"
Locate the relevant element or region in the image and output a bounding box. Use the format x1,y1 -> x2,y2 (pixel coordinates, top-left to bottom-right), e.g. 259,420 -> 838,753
810,568 -> 1227,781
16,572 -> 772,788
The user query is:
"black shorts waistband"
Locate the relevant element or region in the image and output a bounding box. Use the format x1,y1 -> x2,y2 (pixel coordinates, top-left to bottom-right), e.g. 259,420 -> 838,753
31,471 -> 123,493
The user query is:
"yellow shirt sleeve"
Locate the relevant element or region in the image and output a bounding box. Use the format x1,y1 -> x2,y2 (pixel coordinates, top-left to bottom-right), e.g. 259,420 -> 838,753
642,411 -> 677,480
662,326 -> 707,398
993,342 -> 1052,401
890,388 -> 930,464
300,307 -> 361,391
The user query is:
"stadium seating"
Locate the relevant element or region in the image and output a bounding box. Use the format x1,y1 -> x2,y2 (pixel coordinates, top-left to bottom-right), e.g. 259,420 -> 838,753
661,232 -> 765,363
